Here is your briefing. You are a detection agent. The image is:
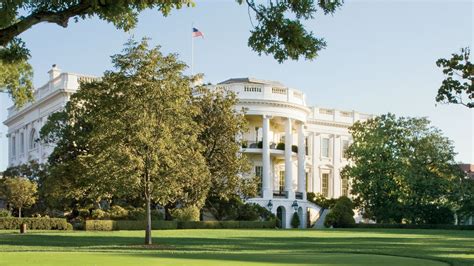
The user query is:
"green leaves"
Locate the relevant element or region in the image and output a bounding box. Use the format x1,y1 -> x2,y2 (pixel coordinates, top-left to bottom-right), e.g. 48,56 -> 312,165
343,113 -> 463,224
435,47 -> 473,108
243,0 -> 342,62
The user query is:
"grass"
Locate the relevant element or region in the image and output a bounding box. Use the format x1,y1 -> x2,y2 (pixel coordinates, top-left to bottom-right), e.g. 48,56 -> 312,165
0,228 -> 472,265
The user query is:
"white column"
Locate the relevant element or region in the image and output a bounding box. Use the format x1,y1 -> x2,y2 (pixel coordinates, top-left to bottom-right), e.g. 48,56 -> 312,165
333,134 -> 340,198
297,122 -> 306,199
262,115 -> 272,199
284,117 -> 294,199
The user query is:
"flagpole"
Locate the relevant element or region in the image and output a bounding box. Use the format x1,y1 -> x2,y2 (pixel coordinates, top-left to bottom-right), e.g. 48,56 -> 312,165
191,22 -> 194,76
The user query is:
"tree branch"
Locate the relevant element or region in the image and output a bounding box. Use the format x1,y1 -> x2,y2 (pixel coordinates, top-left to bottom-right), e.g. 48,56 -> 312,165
0,2 -> 93,46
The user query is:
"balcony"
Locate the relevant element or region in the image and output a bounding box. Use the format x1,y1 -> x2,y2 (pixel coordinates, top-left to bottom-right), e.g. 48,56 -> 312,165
241,141 -> 298,156
273,190 -> 287,198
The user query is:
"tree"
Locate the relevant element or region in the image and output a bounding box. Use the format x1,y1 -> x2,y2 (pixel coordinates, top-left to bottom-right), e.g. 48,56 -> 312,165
342,113 -> 462,224
324,196 -> 355,228
436,47 -> 473,108
2,177 -> 37,217
41,38 -> 211,244
291,212 -> 300,228
193,87 -> 255,203
1,0 -> 343,105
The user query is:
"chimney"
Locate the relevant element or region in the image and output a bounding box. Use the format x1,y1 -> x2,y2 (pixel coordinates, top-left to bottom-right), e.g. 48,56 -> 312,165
48,64 -> 61,80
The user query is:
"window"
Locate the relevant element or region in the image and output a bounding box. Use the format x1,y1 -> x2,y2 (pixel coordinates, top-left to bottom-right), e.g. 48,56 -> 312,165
255,166 -> 263,195
11,136 -> 16,157
20,132 -> 24,154
322,173 -> 329,197
279,171 -> 285,192
341,177 -> 349,196
321,138 -> 330,158
342,140 -> 350,159
305,137 -> 309,155
29,128 -> 38,150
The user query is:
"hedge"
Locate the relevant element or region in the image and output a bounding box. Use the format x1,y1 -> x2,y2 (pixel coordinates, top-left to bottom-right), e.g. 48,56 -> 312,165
0,217 -> 70,230
348,223 -> 474,230
85,220 -> 276,231
177,220 -> 276,229
85,220 -> 177,231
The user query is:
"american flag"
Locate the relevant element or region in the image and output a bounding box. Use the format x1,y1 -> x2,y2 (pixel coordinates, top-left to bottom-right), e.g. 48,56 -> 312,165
192,27 -> 204,38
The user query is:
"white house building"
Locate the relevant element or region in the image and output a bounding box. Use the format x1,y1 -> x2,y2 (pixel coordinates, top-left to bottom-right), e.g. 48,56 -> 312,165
4,67 -> 372,228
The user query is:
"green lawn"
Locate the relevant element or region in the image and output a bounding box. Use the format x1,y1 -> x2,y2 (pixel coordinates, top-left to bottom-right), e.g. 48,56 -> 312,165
0,229 -> 472,266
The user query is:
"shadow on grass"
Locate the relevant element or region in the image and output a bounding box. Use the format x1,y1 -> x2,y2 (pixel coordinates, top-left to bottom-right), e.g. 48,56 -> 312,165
0,230 -> 472,265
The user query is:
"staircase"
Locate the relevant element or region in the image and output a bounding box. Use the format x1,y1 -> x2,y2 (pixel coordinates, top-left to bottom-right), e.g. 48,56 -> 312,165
313,208 -> 330,229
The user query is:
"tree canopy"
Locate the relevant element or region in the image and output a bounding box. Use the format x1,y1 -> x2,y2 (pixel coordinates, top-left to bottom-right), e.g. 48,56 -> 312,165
342,113 -> 464,224
436,47 -> 473,108
0,0 -> 343,105
1,177 -> 38,217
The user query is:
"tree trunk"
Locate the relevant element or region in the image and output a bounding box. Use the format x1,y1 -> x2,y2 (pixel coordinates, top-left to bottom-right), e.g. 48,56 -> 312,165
144,196 -> 152,245
18,207 -> 21,218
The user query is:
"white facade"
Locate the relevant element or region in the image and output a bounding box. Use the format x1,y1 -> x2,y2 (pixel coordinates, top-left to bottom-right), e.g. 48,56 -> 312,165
210,78 -> 372,228
4,70 -> 372,228
3,65 -> 98,167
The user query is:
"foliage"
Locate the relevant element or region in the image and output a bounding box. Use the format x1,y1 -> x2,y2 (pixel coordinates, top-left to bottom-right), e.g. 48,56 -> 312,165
171,206 -> 200,222
0,1 -> 343,106
193,87 -> 253,201
1,177 -> 38,217
177,220 -> 276,229
342,113 -> 463,224
84,220 -> 275,230
240,0 -> 343,62
307,192 -> 336,209
0,41 -> 33,106
349,224 -> 474,230
324,196 -> 355,228
0,217 -> 69,230
206,197 -> 274,221
108,205 -> 129,220
456,178 -> 474,223
0,209 -> 11,217
291,212 -> 300,228
41,39 -> 211,244
91,209 -> 108,220
2,161 -> 44,182
435,47 -> 473,108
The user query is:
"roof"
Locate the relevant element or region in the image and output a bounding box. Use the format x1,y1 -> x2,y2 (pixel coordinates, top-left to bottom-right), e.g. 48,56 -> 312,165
218,77 -> 285,87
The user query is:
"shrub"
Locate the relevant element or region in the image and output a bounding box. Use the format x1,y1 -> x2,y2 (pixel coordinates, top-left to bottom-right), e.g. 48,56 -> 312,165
0,209 -> 11,217
171,206 -> 200,222
177,220 -> 275,229
108,205 -> 129,220
291,212 -> 300,228
276,143 -> 285,150
127,207 -> 146,220
0,217 -> 68,230
324,196 -> 355,228
78,208 -> 90,219
349,224 -> 474,230
84,220 -> 177,231
66,223 -> 73,230
91,209 -> 109,220
308,193 -> 337,209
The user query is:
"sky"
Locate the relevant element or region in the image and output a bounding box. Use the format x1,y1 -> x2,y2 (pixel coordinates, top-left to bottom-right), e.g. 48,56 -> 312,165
0,0 -> 473,170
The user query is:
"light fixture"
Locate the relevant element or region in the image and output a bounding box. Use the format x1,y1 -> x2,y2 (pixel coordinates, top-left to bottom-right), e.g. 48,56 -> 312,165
292,200 -> 298,212
267,200 -> 273,210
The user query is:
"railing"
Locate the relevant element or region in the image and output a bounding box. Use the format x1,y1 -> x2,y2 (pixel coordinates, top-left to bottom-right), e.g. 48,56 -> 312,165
242,141 -> 278,149
273,190 -> 287,198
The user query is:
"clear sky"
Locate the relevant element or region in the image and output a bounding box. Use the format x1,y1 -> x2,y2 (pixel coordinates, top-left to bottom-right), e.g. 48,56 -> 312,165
0,0 -> 473,170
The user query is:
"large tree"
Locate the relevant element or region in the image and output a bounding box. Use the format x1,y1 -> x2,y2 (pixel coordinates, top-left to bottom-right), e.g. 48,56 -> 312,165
342,113 -> 464,224
0,0 -> 343,105
435,47 -> 473,108
42,38 -> 211,244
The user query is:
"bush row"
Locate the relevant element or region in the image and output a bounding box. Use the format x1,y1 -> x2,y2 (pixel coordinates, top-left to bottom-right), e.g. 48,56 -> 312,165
348,223 -> 474,230
0,217 -> 70,230
85,220 -> 276,231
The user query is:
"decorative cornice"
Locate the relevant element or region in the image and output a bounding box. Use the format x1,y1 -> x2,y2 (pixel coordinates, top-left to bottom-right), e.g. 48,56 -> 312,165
238,99 -> 311,114
307,119 -> 351,129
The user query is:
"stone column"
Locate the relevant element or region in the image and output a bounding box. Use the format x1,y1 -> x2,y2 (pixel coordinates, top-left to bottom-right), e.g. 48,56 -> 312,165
297,122 -> 306,199
262,115 -> 272,199
332,134 -> 340,198
284,118 -> 294,199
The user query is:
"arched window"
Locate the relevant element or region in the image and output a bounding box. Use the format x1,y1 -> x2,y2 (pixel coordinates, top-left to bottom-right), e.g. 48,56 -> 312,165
29,128 -> 38,150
